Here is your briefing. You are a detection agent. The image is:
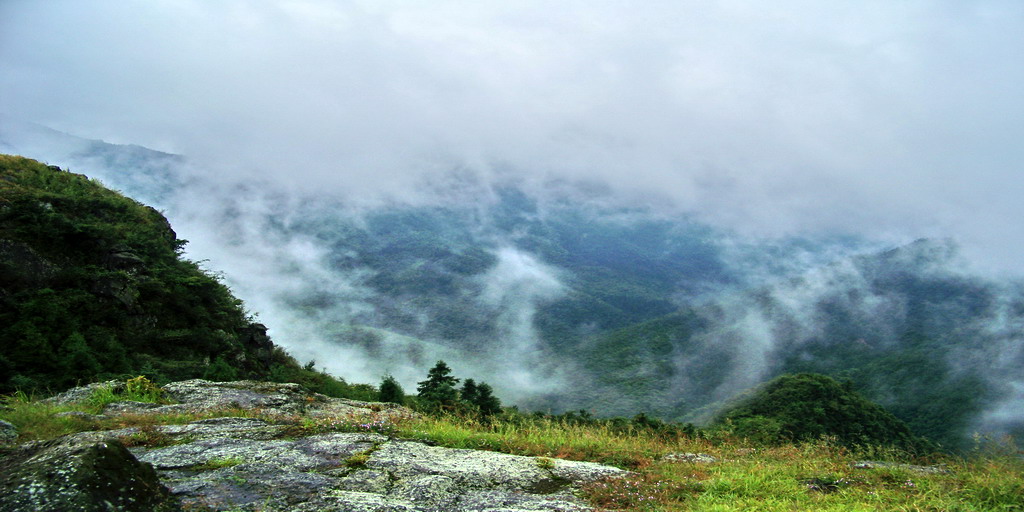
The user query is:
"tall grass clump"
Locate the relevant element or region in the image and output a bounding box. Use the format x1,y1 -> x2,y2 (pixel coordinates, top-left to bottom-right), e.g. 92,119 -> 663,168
84,376 -> 167,411
392,412 -> 714,469
0,391 -> 98,442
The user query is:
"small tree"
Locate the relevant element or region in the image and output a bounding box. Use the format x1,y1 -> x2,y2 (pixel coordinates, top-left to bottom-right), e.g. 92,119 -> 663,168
473,382 -> 502,417
417,360 -> 460,410
378,374 -> 405,405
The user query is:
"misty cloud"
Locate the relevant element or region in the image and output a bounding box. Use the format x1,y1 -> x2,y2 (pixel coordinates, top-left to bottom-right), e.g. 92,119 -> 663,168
3,1 -> 1024,270
476,247 -> 566,391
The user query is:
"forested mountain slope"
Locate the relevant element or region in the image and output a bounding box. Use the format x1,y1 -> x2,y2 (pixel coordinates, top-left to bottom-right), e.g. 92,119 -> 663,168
0,155 -> 362,397
576,239 -> 1022,449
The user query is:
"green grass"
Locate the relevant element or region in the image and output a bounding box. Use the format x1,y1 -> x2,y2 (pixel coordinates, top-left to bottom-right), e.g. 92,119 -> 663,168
84,376 -> 168,410
344,450 -> 373,469
189,456 -> 246,471
0,390 -> 261,443
571,441 -> 1024,511
382,413 -> 1023,511
391,413 -> 692,468
0,392 -> 105,442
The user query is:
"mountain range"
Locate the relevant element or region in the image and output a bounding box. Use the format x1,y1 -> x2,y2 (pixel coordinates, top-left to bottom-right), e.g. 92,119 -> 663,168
3,117 -> 1022,450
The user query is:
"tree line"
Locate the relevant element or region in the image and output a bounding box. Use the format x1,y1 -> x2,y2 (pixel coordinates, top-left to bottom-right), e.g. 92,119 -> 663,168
377,360 -> 502,417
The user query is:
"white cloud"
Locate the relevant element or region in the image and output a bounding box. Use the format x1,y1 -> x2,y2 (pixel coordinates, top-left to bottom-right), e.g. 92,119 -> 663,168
2,0 -> 1024,270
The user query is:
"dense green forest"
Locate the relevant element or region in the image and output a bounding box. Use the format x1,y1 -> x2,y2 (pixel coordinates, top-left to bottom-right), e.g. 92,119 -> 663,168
711,373 -> 932,452
0,155 -> 368,398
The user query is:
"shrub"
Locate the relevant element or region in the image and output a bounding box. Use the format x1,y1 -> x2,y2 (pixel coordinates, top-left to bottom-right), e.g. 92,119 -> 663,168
379,375 -> 405,405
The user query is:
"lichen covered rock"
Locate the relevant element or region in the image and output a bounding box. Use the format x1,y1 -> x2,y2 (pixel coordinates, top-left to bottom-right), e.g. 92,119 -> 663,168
0,436 -> 177,512
11,380 -> 626,511
122,416 -> 624,511
53,379 -> 415,421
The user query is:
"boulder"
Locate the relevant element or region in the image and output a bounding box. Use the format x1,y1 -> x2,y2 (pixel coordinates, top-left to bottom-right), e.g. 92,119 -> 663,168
0,436 -> 178,512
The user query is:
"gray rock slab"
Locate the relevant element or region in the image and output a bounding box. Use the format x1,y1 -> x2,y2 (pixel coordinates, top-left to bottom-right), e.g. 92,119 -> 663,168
367,440 -> 551,490
27,380 -> 625,511
452,489 -> 596,511
155,416 -> 289,441
332,468 -> 392,493
293,490 -> 419,512
165,462 -> 340,511
53,411 -> 107,423
137,432 -> 383,471
367,440 -> 625,492
391,474 -> 459,508
103,400 -> 164,415
161,379 -> 315,414
75,379 -> 420,421
548,457 -> 631,484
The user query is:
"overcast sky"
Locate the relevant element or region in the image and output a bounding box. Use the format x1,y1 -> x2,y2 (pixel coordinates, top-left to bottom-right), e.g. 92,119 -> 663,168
3,0 -> 1024,272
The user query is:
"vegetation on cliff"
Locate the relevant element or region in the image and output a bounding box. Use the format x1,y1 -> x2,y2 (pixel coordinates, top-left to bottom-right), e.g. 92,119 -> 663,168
0,155 -> 364,397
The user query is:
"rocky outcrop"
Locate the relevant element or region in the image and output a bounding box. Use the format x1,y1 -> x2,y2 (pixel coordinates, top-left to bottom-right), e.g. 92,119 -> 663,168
97,379 -> 415,420
0,435 -> 178,512
2,380 -> 627,511
0,239 -> 57,287
115,418 -> 621,511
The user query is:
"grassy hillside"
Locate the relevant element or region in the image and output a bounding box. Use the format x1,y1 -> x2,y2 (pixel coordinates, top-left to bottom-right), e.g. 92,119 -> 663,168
0,155 -> 370,398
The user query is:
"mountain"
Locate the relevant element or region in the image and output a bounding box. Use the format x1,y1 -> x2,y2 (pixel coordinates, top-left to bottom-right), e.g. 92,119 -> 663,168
575,238 -> 1024,449
711,373 -> 932,451
3,120 -> 1022,450
0,155 -> 369,398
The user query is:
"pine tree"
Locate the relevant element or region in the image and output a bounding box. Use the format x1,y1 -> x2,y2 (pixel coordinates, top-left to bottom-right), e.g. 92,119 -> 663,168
473,382 -> 502,417
417,360 -> 460,409
460,378 -> 479,405
378,374 -> 405,405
